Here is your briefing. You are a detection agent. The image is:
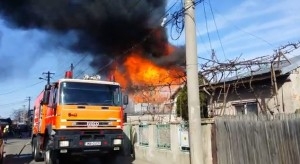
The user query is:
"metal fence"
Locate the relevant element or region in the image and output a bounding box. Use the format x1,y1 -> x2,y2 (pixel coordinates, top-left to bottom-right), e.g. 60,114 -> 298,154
137,122 -> 190,151
156,124 -> 171,149
138,123 -> 149,146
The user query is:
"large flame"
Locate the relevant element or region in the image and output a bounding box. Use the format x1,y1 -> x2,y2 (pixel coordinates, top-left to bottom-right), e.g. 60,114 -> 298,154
113,48 -> 185,103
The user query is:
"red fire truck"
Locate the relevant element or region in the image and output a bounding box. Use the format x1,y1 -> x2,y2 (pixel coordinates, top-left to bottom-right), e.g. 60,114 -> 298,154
31,71 -> 128,163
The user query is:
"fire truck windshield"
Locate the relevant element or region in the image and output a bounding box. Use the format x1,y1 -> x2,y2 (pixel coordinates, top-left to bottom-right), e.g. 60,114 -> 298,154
59,82 -> 121,106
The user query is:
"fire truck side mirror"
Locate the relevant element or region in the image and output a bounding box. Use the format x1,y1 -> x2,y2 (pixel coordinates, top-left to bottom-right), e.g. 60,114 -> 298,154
123,95 -> 128,105
43,90 -> 50,105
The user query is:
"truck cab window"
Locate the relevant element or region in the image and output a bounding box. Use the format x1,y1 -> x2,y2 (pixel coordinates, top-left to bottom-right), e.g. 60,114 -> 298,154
59,82 -> 121,106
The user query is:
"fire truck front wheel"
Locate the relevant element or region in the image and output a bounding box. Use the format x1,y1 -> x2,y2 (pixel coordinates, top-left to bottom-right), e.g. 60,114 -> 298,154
45,150 -> 59,164
32,137 -> 43,162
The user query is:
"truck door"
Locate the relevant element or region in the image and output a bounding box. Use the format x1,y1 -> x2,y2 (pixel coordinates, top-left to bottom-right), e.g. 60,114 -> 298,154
46,86 -> 58,125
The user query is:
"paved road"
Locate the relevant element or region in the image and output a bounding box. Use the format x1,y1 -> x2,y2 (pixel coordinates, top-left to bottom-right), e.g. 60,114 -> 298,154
3,138 -> 150,164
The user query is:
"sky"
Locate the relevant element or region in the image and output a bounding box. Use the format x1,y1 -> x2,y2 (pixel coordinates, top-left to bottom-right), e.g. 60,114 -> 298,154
0,0 -> 299,118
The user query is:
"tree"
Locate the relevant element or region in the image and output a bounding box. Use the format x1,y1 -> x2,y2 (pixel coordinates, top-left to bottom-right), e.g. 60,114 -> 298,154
11,108 -> 28,123
176,81 -> 208,121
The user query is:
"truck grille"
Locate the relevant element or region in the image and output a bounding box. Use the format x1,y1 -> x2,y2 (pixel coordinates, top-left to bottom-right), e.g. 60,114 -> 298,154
66,120 -> 117,128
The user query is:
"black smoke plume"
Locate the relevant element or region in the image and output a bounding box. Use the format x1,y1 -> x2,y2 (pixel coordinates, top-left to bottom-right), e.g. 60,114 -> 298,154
0,0 -> 185,77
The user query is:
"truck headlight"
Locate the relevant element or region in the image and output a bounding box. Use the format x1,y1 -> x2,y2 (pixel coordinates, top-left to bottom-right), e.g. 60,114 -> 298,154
59,141 -> 69,147
113,139 -> 122,145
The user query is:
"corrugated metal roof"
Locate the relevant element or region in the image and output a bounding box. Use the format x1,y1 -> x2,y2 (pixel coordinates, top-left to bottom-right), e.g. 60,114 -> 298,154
216,55 -> 300,83
281,55 -> 300,74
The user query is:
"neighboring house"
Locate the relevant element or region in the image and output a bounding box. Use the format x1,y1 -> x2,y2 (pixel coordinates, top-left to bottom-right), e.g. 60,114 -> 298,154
200,55 -> 300,117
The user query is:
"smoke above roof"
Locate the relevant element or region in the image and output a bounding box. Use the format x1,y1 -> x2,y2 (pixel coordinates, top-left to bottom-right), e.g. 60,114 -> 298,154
0,0 -> 185,78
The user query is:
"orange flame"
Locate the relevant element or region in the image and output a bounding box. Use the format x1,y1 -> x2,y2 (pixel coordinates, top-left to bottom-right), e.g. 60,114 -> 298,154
112,48 -> 185,103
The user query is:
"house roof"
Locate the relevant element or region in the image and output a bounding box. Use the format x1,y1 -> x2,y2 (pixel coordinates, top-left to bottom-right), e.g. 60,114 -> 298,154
215,55 -> 300,84
281,55 -> 300,74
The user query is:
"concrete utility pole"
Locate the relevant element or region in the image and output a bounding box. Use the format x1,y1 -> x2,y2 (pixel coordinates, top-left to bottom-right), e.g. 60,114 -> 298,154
184,0 -> 203,164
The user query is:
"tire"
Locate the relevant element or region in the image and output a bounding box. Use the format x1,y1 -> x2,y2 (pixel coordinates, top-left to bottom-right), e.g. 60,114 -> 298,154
33,137 -> 44,162
45,149 -> 59,164
31,140 -> 34,157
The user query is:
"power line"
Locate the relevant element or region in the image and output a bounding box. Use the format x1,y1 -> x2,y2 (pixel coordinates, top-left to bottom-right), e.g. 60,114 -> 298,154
91,0 -> 186,75
202,1 -> 213,52
67,0 -> 157,77
0,72 -> 54,97
207,0 -> 226,60
0,100 -> 27,107
0,81 -> 43,96
72,1 -> 204,77
210,5 -> 274,48
128,0 -> 142,11
165,0 -> 204,40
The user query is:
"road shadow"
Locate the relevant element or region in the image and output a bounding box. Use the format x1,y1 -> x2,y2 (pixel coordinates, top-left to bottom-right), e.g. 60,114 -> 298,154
4,153 -> 33,164
4,153 -> 136,164
66,155 -> 135,164
3,141 -> 18,145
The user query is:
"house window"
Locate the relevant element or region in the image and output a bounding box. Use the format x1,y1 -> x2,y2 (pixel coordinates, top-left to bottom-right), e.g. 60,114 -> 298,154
234,103 -> 258,115
235,105 -> 245,115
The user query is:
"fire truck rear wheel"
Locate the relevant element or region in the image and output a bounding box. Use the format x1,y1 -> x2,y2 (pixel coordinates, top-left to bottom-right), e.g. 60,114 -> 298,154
32,137 -> 43,162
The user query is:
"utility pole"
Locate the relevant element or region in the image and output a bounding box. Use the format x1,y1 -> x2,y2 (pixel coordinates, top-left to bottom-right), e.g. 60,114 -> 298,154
40,71 -> 55,84
25,96 -> 31,123
22,105 -> 26,123
25,96 -> 31,111
184,0 -> 203,164
70,63 -> 74,74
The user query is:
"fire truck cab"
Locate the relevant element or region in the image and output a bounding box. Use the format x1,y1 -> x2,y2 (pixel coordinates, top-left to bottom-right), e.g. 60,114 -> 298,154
31,72 -> 128,163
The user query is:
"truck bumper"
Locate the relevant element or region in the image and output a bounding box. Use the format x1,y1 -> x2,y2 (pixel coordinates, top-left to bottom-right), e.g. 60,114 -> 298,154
50,129 -> 123,155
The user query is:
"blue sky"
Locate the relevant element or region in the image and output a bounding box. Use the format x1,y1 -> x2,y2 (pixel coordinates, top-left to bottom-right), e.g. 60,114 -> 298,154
0,0 -> 299,118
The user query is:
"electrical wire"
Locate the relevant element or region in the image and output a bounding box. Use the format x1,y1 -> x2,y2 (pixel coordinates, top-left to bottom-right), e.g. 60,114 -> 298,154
0,100 -> 27,107
1,1 -> 202,118
68,0 -> 145,77
77,0 -> 204,76
128,0 -> 142,11
210,5 -> 274,49
202,1 -> 213,51
0,0 -> 146,96
0,1 -> 202,96
0,81 -> 44,96
166,0 -> 204,40
207,0 -> 226,60
95,0 -> 188,75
